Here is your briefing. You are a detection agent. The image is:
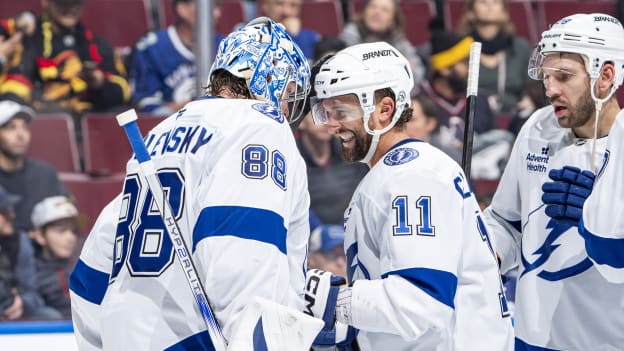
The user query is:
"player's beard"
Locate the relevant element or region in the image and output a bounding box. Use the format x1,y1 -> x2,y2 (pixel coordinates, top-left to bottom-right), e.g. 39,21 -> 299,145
553,85 -> 595,129
340,126 -> 373,163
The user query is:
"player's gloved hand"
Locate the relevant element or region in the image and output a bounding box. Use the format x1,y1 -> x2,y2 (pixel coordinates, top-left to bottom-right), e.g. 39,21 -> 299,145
304,269 -> 357,350
541,166 -> 595,226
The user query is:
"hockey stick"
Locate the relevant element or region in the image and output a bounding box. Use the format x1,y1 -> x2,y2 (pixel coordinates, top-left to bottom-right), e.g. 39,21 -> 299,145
461,42 -> 482,182
116,109 -> 227,351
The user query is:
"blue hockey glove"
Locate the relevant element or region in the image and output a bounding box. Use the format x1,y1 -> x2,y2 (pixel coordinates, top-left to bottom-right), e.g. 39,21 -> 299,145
304,269 -> 357,350
541,166 -> 595,225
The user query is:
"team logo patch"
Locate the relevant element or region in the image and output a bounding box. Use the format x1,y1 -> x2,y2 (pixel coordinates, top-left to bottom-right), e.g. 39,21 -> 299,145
384,148 -> 419,166
252,102 -> 284,123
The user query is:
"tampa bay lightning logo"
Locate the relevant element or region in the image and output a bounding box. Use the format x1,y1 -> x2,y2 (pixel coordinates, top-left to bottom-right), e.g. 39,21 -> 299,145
252,103 -> 284,123
384,148 -> 419,166
521,218 -> 592,281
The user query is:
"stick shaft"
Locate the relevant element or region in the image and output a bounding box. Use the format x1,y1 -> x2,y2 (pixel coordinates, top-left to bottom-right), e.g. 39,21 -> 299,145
116,110 -> 227,351
462,42 -> 482,182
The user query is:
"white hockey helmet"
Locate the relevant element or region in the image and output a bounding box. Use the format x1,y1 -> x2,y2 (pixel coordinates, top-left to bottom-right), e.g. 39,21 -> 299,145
312,42 -> 413,130
311,42 -> 413,164
528,13 -> 624,91
208,17 -> 311,123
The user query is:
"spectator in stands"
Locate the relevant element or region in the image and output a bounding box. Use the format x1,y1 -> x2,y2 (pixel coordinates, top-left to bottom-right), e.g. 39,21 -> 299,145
406,95 -> 461,163
31,196 -> 79,318
307,224 -> 346,277
457,0 -> 531,113
339,0 -> 425,87
312,36 -> 346,63
0,0 -> 130,115
0,184 -> 56,320
508,79 -> 547,137
0,99 -> 67,233
130,0 -> 226,116
418,30 -> 496,154
297,54 -> 368,225
262,0 -> 320,61
0,11 -> 36,74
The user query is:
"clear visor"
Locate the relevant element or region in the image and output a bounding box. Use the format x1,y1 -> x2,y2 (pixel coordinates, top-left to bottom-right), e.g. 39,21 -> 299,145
279,68 -> 309,125
310,94 -> 364,125
527,46 -> 584,88
527,45 -> 547,80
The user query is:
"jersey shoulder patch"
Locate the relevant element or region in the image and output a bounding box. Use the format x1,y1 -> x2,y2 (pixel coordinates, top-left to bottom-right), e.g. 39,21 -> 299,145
251,102 -> 284,124
384,147 -> 419,166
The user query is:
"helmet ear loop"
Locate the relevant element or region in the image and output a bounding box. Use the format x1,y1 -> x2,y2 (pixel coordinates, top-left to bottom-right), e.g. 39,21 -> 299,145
588,74 -> 616,173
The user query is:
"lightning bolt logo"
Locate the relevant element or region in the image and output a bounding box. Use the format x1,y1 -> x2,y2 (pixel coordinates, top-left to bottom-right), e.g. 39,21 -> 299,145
521,219 -> 593,281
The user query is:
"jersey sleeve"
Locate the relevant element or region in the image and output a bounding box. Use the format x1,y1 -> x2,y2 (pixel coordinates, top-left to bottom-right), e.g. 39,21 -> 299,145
191,117 -> 309,339
348,169 -> 462,341
579,115 -> 624,279
69,196 -> 120,351
483,125 -> 527,273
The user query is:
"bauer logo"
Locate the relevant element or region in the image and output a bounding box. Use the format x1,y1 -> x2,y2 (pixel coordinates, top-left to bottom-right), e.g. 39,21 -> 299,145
362,49 -> 398,60
384,148 -> 419,166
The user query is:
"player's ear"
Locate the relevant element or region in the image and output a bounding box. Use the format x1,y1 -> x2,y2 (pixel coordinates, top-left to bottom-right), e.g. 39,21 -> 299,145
379,96 -> 395,125
597,63 -> 616,98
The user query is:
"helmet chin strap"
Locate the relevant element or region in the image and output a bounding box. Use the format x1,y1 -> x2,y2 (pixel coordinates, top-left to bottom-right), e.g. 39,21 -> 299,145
358,105 -> 406,166
589,78 -> 615,173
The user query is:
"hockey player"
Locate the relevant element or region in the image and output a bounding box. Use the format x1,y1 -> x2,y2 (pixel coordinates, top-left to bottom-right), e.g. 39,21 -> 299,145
483,13 -> 624,350
69,17 -> 313,350
305,42 -> 513,350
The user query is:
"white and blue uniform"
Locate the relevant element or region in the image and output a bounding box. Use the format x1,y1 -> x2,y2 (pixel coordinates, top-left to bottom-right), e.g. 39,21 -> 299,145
344,139 -> 513,351
580,109 -> 624,283
69,97 -> 310,350
129,27 -> 222,115
483,106 -> 624,350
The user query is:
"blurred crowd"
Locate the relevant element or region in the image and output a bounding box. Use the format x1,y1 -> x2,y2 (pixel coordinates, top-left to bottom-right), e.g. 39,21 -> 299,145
0,0 -> 618,321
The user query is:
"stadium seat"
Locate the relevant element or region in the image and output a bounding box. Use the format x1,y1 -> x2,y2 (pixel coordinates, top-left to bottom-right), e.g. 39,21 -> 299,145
539,1 -> 617,31
28,113 -> 81,173
60,173 -> 124,234
400,1 -> 435,46
161,0 -> 245,35
81,0 -> 153,48
82,113 -> 166,176
300,0 -> 344,37
0,0 -> 42,17
448,0 -> 539,44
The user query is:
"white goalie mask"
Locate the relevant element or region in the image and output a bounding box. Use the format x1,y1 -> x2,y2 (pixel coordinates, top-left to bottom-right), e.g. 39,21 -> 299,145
311,42 -> 414,164
208,17 -> 311,124
528,13 -> 624,93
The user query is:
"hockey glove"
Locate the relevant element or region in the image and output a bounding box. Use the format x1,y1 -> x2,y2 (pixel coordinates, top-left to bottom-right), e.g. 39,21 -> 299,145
304,269 -> 357,349
541,166 -> 595,226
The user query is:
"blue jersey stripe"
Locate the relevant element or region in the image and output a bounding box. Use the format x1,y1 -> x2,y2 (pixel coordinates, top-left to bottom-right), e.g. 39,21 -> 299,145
192,206 -> 287,254
164,330 -> 216,351
515,337 -> 560,351
69,259 -> 110,305
382,267 -> 457,309
579,218 -> 624,268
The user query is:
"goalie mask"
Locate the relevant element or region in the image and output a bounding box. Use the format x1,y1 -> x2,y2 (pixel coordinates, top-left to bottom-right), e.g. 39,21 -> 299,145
208,17 -> 311,124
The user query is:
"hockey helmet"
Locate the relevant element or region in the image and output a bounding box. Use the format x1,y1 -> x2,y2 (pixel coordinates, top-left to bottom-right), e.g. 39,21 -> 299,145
209,17 -> 311,123
528,13 -> 624,91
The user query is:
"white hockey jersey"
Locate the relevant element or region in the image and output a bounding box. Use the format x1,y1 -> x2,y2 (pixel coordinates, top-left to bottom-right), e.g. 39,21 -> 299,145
344,139 -> 513,351
69,97 -> 311,350
483,106 -> 624,350
580,109 -> 624,284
